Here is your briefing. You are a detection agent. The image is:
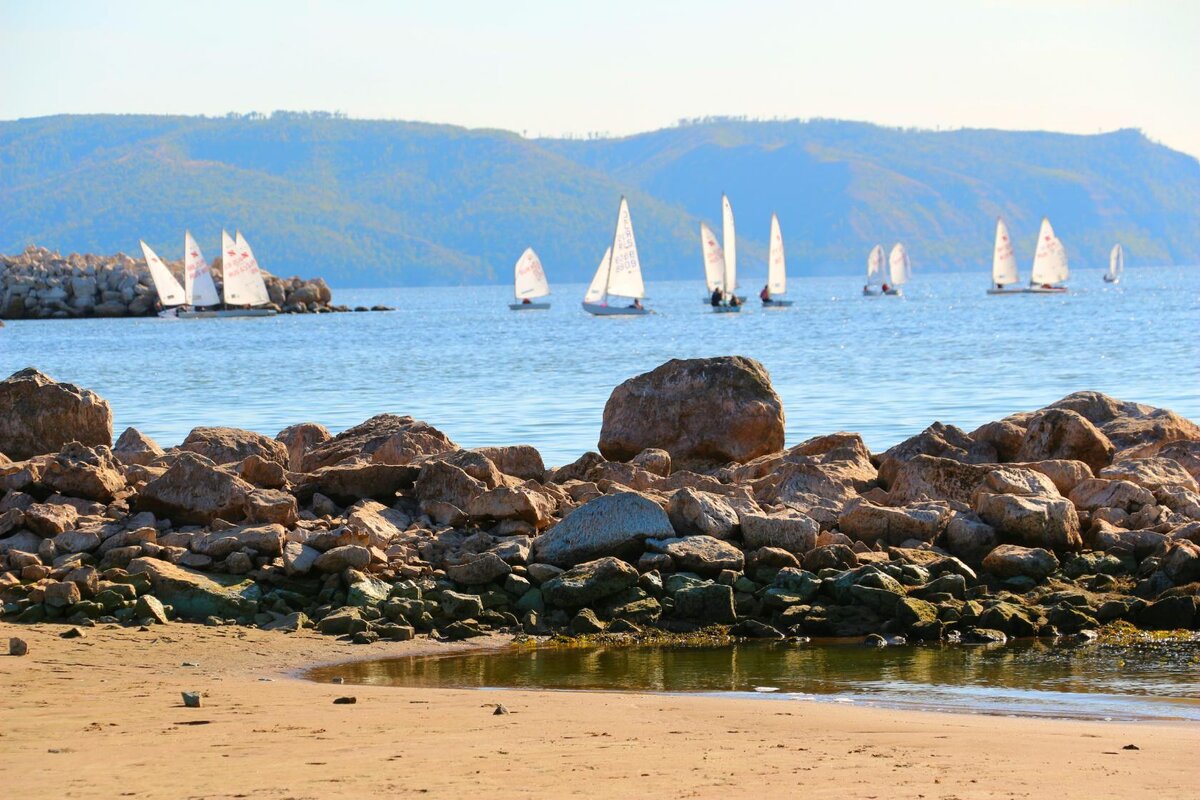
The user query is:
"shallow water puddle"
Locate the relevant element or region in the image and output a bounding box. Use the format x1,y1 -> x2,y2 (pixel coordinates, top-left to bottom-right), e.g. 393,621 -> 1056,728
307,639 -> 1200,723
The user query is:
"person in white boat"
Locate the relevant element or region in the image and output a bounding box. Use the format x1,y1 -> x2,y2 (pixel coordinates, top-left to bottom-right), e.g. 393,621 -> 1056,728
760,284 -> 770,304
629,298 -> 644,310
521,298 -> 532,305
729,293 -> 741,308
711,287 -> 724,307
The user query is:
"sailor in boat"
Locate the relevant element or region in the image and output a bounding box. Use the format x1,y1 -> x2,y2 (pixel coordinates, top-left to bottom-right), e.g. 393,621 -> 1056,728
521,298 -> 532,305
711,287 -> 723,307
881,283 -> 891,293
760,284 -> 771,305
629,298 -> 644,310
729,294 -> 741,308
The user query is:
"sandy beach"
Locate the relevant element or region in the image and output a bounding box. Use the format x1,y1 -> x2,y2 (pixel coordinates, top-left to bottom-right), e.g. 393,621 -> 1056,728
2,622 -> 1196,800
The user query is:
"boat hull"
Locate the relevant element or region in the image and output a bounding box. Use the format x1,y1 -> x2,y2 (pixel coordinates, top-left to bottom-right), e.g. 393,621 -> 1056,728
762,299 -> 793,307
986,287 -> 1028,295
1102,276 -> 1119,284
177,308 -> 278,318
582,302 -> 649,316
509,302 -> 551,310
862,288 -> 881,296
1025,286 -> 1069,294
701,295 -> 745,304
883,288 -> 903,296
712,305 -> 742,313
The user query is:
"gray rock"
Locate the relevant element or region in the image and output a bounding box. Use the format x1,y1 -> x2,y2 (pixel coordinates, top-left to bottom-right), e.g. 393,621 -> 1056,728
533,491 -> 672,567
673,583 -> 736,624
313,544 -> 371,573
976,493 -> 1082,551
738,510 -> 818,554
540,556 -> 638,608
981,544 -> 1060,580
446,552 -> 513,585
134,594 -> 169,624
647,535 -> 745,575
667,488 -> 739,539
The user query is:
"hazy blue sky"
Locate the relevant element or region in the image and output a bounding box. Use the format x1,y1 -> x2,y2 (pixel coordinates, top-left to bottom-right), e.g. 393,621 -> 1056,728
2,0 -> 1197,155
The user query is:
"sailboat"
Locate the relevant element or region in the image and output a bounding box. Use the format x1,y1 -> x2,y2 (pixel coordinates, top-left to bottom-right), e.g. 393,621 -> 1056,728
884,243 -> 910,296
712,195 -> 742,313
863,245 -> 885,295
1104,243 -> 1124,284
178,231 -> 276,318
762,213 -> 792,307
986,217 -> 1024,295
700,222 -> 725,302
1027,217 -> 1069,293
582,197 -> 649,316
139,240 -> 186,317
509,247 -> 551,310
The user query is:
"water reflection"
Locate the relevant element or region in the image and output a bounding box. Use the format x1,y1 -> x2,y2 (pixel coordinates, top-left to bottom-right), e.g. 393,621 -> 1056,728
308,640 -> 1200,722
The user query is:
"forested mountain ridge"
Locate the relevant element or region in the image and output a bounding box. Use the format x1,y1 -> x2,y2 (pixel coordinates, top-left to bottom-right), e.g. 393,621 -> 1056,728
2,113 -> 1196,286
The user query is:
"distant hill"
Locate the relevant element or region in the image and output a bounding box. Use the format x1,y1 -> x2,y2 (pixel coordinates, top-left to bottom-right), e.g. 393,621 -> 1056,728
1,113 -> 1197,287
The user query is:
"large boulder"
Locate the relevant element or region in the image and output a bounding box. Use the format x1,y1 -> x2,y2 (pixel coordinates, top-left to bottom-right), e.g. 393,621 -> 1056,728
296,462 -> 418,504
1098,458 -> 1198,493
647,535 -> 745,574
1015,409 -> 1114,472
877,423 -> 981,488
673,583 -> 736,624
540,556 -> 638,608
981,544 -> 1060,580
180,426 -> 289,467
112,427 -> 164,467
466,486 -> 556,529
128,557 -> 259,620
0,368 -> 112,460
301,414 -> 457,471
837,498 -> 949,546
40,442 -> 125,501
472,445 -> 546,481
190,524 -> 286,559
1067,478 -> 1155,513
275,422 -> 331,471
975,493 -> 1082,551
414,460 -> 486,510
888,455 -> 994,506
666,488 -> 740,539
598,357 -> 784,468
133,452 -> 253,524
534,492 -> 673,567
739,510 -> 819,554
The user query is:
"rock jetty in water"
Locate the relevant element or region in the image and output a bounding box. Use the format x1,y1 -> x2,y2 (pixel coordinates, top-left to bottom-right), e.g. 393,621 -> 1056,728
0,245 -> 388,319
2,357 -> 1199,644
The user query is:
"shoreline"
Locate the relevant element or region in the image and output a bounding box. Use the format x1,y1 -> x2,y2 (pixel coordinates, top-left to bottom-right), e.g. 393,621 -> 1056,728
3,622 -> 1198,800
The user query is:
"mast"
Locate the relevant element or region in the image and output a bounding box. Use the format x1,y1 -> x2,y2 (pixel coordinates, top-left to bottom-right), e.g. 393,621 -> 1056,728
602,196 -> 625,303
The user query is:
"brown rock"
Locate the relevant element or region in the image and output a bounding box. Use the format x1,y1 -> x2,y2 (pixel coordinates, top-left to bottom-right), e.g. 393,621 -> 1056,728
647,535 -> 745,575
667,488 -> 740,539
301,414 -> 456,472
112,427 -> 164,466
238,454 -> 289,489
1017,459 -> 1093,496
276,422 -> 332,471
297,461 -> 418,504
466,485 -> 556,529
191,523 -> 286,558
877,422 -> 979,488
598,356 -> 784,468
180,426 -> 289,467
1068,478 -> 1155,513
40,441 -> 125,501
738,510 -> 818,554
629,448 -> 672,477
414,460 -> 486,509
1015,409 -> 1114,472
134,452 -> 253,524
0,368 -> 113,460
981,544 -> 1059,580
24,502 -> 78,536
1098,457 -> 1198,493
837,497 -> 950,546
472,445 -> 546,481
888,455 -> 994,506
975,493 -> 1082,551
244,488 -> 299,526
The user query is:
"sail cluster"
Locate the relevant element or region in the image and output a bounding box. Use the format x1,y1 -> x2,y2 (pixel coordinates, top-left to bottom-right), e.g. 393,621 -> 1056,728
140,231 -> 272,309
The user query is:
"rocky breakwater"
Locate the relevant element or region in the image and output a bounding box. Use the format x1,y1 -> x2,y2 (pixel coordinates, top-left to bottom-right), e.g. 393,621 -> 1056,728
0,245 -> 385,320
2,357 -> 1199,646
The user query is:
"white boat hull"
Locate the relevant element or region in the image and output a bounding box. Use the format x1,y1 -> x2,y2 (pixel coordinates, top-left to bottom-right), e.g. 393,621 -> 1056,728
883,288 -> 903,296
582,302 -> 649,316
177,308 -> 278,319
762,299 -> 793,307
1026,285 -> 1068,294
509,302 -> 551,310
986,287 -> 1028,295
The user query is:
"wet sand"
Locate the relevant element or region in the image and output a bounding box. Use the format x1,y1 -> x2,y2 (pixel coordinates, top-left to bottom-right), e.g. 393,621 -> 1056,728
2,622 -> 1196,799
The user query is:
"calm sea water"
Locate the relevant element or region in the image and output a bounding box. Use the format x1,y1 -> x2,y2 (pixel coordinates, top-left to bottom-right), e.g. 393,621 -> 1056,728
308,639 -> 1200,722
2,267 -> 1196,466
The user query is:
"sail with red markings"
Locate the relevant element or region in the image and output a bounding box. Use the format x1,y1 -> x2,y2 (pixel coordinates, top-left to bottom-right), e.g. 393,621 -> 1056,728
222,231 -> 271,306
1030,217 -> 1069,285
700,222 -> 725,293
513,247 -> 550,300
184,231 -> 220,306
604,197 -> 644,299
992,218 -> 1019,286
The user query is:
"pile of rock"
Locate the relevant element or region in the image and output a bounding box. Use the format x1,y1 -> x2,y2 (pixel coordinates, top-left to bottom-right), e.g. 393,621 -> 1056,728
2,356 -> 1198,644
0,245 -> 381,319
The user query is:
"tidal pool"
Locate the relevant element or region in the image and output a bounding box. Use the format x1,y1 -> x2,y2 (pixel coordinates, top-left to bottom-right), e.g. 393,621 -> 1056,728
308,639 -> 1200,722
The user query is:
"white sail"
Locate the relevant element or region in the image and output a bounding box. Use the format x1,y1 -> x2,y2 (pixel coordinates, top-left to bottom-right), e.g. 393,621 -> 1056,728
700,222 -> 724,293
866,245 -> 885,287
584,248 -> 611,304
513,247 -> 550,299
992,217 -> 1019,286
721,194 -> 736,292
1108,243 -> 1124,279
1030,217 -> 1069,285
223,231 -> 272,306
605,197 -> 645,299
888,243 -> 910,286
184,231 -> 220,306
138,240 -> 185,306
768,213 -> 786,295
